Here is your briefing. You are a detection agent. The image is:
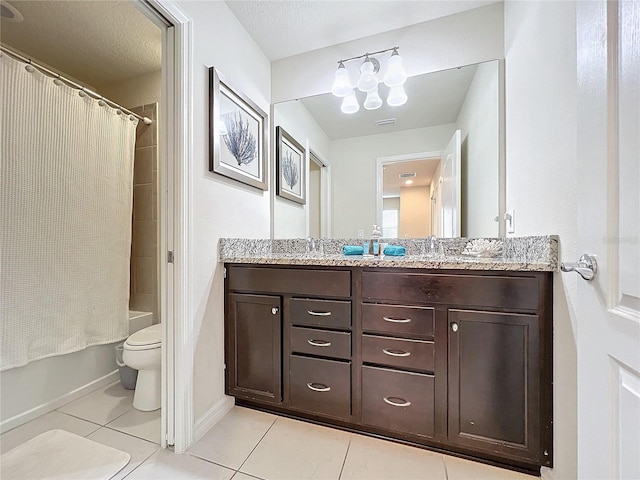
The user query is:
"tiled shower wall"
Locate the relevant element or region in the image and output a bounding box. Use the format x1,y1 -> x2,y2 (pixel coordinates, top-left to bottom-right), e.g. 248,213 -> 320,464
129,103 -> 158,322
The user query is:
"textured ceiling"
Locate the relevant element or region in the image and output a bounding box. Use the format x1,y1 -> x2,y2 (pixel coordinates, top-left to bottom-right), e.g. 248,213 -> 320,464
0,0 -> 161,88
298,64 -> 479,140
225,0 -> 499,61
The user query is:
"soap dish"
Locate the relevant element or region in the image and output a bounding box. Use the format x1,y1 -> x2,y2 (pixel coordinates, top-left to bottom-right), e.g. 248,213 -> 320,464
462,239 -> 503,258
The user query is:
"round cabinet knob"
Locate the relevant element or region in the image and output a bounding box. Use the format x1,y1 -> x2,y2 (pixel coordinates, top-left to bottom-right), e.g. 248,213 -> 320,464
451,322 -> 459,332
271,307 -> 279,315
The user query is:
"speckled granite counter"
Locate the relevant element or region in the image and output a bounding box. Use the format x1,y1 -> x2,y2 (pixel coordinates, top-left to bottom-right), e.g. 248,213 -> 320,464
219,236 -> 559,272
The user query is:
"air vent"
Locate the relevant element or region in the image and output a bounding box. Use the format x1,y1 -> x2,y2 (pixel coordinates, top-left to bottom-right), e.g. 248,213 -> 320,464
399,172 -> 416,179
375,118 -> 397,127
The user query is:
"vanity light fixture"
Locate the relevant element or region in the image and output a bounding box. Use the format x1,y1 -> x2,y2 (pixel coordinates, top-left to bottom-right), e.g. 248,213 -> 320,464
331,47 -> 408,114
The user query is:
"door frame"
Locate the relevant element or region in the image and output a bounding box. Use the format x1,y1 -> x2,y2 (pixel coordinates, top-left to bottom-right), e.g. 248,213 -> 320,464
308,149 -> 331,238
376,151 -> 443,233
137,0 -> 192,452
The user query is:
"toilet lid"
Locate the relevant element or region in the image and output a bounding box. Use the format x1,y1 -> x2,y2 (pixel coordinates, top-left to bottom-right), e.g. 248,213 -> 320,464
125,323 -> 161,347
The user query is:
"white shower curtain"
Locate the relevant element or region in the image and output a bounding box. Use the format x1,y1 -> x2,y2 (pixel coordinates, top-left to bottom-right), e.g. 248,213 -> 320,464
0,53 -> 137,370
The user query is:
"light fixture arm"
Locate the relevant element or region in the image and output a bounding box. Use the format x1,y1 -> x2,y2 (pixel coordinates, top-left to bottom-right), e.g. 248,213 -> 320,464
336,46 -> 400,66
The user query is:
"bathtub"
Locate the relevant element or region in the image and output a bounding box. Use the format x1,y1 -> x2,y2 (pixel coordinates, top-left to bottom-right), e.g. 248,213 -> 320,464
0,310 -> 153,433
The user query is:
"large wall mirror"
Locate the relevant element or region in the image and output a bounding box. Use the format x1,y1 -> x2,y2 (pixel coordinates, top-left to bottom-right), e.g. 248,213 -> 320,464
273,59 -> 504,239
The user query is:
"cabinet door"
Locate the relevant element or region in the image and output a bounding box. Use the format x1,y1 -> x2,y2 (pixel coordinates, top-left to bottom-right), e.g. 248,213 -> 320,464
226,293 -> 281,404
448,309 -> 540,463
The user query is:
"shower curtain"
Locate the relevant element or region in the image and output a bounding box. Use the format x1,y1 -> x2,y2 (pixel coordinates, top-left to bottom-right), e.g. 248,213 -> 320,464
0,52 -> 137,370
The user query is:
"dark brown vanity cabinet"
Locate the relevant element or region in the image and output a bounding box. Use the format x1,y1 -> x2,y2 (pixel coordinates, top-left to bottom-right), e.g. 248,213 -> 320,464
448,309 -> 542,464
226,293 -> 282,403
225,265 -> 353,420
288,297 -> 352,421
225,264 -> 552,474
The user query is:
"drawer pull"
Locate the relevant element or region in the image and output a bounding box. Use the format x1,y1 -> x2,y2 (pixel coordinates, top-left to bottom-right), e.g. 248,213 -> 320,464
383,396 -> 411,407
307,382 -> 331,392
382,316 -> 411,323
383,348 -> 411,357
307,339 -> 332,347
307,310 -> 332,316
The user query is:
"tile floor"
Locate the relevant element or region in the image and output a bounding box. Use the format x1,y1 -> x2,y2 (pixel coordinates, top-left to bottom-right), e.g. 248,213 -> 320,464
1,383 -> 540,479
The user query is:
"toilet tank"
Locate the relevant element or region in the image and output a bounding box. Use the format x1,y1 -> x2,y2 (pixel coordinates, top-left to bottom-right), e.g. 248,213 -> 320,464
128,310 -> 153,334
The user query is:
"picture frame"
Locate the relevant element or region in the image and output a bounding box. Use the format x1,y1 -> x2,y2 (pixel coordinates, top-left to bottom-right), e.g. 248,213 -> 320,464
276,126 -> 306,205
209,67 -> 268,191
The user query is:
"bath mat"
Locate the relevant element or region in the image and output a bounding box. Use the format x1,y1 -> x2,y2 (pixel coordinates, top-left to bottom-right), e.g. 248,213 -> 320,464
0,429 -> 130,480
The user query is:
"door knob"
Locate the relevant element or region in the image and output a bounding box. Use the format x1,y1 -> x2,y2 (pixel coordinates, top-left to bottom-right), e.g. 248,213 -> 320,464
271,307 -> 279,315
561,254 -> 597,281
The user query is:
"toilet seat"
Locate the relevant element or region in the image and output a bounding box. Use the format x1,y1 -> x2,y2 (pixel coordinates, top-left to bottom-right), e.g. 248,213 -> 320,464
124,323 -> 161,351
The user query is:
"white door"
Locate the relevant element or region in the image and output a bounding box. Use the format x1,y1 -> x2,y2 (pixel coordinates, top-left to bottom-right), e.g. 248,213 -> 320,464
576,2 -> 640,478
440,130 -> 461,237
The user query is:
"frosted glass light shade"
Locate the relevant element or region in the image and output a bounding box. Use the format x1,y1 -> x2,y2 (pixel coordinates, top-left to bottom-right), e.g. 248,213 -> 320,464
356,60 -> 378,92
331,63 -> 352,97
341,90 -> 360,114
364,87 -> 382,110
387,85 -> 407,107
384,53 -> 407,87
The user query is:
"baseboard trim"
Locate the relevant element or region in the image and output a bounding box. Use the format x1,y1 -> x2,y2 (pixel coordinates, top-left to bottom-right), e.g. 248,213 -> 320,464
0,370 -> 119,434
192,395 -> 234,444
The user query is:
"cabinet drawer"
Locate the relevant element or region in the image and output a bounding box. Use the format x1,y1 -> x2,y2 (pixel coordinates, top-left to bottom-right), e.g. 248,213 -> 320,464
290,327 -> 351,360
289,355 -> 351,421
228,266 -> 351,297
362,335 -> 434,373
291,298 -> 351,329
362,271 -> 539,311
362,366 -> 434,438
362,304 -> 434,339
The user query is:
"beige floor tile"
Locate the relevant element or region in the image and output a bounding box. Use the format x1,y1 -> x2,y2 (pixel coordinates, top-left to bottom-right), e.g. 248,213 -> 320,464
340,434 -> 447,480
106,408 -> 161,444
86,426 -> 160,480
125,448 -> 235,479
443,455 -> 539,480
232,472 -> 265,480
188,406 -> 277,469
0,411 -> 100,454
57,381 -> 134,425
240,416 -> 351,480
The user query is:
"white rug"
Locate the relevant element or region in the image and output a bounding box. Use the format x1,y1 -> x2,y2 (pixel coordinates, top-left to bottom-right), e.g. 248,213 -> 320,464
0,429 -> 130,480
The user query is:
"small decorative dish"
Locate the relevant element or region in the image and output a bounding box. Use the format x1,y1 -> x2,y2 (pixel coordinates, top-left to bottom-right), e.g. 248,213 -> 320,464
461,239 -> 503,258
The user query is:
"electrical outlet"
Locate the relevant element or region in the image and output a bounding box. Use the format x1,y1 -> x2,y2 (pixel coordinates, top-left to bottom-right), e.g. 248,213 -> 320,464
357,229 -> 364,239
504,209 -> 516,234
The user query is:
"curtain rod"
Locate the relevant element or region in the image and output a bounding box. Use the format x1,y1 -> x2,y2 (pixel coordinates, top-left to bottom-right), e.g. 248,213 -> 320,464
0,45 -> 153,126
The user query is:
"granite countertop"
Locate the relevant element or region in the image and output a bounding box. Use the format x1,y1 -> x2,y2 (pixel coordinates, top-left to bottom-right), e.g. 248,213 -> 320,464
219,236 -> 559,272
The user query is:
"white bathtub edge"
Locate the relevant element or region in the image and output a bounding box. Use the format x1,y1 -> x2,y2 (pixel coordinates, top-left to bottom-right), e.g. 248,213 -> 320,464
0,370 -> 119,434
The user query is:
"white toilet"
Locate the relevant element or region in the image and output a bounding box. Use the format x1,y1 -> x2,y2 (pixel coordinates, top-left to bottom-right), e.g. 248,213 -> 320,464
123,323 -> 162,411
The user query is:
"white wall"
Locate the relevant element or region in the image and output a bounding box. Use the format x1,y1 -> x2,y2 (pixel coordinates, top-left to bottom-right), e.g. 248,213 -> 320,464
504,2 -> 578,479
271,3 -> 504,103
399,186 -> 431,238
331,124 -> 455,238
272,100 -> 331,238
174,1 -> 271,422
456,61 -> 500,237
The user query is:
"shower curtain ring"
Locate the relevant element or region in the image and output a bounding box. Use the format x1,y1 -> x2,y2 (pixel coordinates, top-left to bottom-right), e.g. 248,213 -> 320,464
53,75 -> 62,86
25,60 -> 35,73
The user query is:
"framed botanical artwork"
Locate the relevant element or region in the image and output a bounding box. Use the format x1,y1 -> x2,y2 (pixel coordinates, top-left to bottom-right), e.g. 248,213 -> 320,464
276,126 -> 306,205
209,67 -> 268,190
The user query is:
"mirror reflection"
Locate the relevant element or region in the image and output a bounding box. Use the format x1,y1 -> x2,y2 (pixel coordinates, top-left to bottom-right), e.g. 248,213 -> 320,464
273,60 -> 502,239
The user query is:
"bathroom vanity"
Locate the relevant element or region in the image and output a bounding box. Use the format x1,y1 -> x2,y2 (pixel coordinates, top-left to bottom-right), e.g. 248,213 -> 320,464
220,237 -> 557,475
